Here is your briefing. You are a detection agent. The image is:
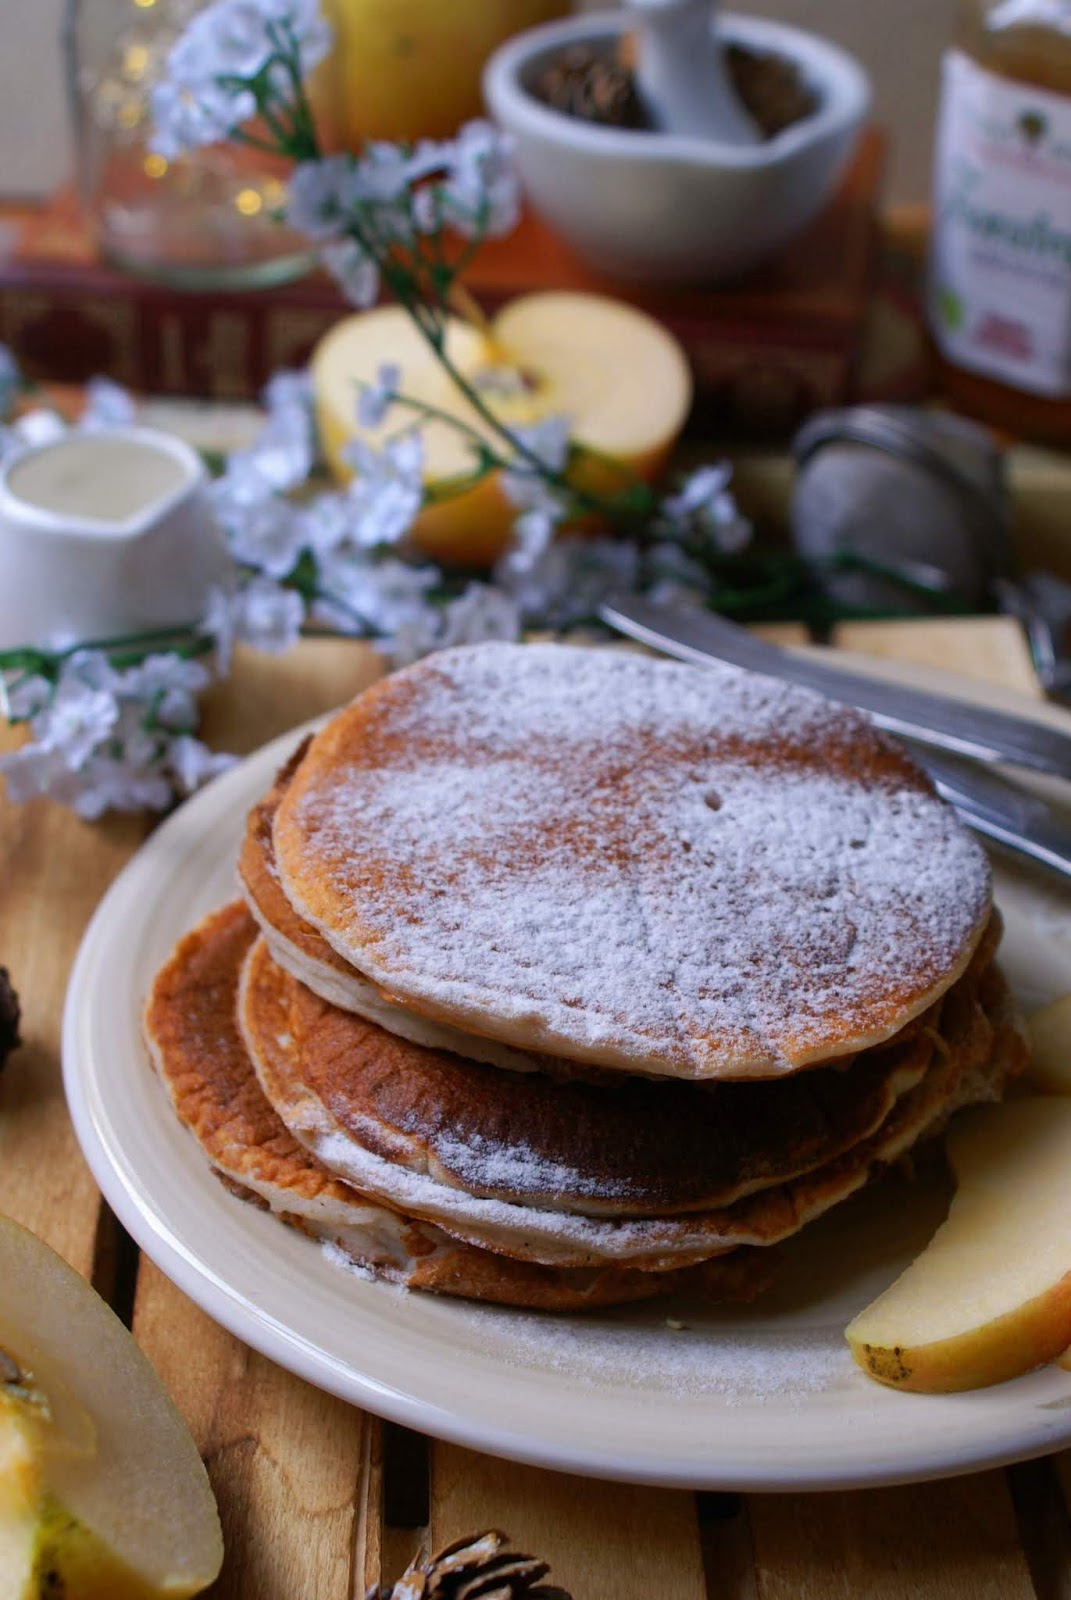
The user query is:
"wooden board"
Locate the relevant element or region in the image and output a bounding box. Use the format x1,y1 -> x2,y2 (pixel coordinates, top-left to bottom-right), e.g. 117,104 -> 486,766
0,618 -> 1066,1600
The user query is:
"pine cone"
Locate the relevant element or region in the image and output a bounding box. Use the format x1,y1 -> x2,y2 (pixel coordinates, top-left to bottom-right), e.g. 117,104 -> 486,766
0,968 -> 20,1072
367,1530 -> 573,1600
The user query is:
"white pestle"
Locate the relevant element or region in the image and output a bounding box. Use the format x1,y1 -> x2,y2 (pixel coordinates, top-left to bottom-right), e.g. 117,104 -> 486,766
624,0 -> 762,145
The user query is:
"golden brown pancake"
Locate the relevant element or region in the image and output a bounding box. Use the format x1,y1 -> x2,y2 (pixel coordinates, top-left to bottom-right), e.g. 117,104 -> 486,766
239,740 -> 582,1078
272,644 -> 993,1081
143,904 -> 776,1310
239,925 -> 1023,1272
238,936 -> 989,1220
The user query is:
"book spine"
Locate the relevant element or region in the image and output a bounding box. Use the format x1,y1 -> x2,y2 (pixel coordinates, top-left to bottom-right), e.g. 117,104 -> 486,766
0,268 -> 854,428
0,269 -> 343,402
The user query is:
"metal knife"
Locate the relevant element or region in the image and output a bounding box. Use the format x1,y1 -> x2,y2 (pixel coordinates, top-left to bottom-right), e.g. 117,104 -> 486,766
905,746 -> 1071,880
599,594 -> 1071,780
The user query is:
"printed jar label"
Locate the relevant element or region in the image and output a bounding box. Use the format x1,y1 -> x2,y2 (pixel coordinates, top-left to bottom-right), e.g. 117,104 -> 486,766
930,48 -> 1071,396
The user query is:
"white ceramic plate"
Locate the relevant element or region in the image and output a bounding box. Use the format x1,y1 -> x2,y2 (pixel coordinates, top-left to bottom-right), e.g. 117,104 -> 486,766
63,673 -> 1071,1491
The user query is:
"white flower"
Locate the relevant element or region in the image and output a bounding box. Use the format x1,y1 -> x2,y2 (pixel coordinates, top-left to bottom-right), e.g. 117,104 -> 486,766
62,755 -> 175,820
293,491 -> 349,558
342,432 -> 425,548
61,649 -> 121,694
11,409 -> 67,449
495,536 -> 639,629
313,552 -> 437,635
499,509 -> 557,579
0,743 -> 65,805
262,368 -> 312,417
287,157 -> 361,241
436,121 -> 519,239
31,672 -> 119,769
166,0 -> 331,91
168,735 -> 235,795
80,377 -> 137,431
356,362 -> 400,429
118,653 -> 211,730
437,583 -> 521,648
2,673 -> 51,721
150,78 -> 256,160
321,238 -> 380,308
204,578 -> 305,670
660,463 -> 751,555
224,494 -> 308,578
212,368 -> 315,515
500,416 -> 572,525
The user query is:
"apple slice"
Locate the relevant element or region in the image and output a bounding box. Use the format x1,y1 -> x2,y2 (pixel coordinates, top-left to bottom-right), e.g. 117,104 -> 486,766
312,291 -> 693,566
0,1214 -> 222,1597
1025,993 -> 1071,1094
845,1099 -> 1071,1392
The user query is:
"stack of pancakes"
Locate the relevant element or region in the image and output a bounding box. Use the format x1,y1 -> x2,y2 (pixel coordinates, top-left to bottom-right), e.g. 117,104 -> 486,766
146,643 -> 1026,1312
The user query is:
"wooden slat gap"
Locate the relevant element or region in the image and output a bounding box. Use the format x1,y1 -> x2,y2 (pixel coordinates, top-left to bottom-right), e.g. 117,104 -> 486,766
90,1203 -> 140,1328
1007,1458 -> 1071,1600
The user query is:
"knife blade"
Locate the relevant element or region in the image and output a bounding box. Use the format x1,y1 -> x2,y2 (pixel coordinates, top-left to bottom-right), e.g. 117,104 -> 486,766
599,595 -> 1071,779
906,746 -> 1071,881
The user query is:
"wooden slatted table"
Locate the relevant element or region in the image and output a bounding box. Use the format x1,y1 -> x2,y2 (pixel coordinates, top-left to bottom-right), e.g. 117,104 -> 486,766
2,615 -> 1068,1600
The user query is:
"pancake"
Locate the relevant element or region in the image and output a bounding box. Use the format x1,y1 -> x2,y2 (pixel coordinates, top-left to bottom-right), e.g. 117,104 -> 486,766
238,740 -> 577,1079
142,903 -> 775,1310
240,928 -> 1024,1272
237,932 -> 1010,1220
272,643 -> 993,1081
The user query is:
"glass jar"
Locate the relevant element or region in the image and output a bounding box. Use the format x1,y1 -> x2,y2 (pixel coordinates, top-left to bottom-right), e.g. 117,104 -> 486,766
930,1 -> 1071,442
63,0 -> 313,289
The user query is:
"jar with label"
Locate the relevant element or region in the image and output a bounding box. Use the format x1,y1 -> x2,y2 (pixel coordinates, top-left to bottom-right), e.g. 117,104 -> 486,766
930,1 -> 1071,441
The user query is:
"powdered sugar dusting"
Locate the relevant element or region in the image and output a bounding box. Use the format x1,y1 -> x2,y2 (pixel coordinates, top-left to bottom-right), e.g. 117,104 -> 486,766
467,1304 -> 856,1402
279,643 -> 991,1077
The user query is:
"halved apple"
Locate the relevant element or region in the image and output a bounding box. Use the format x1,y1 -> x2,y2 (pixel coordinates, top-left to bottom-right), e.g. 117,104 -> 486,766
845,1099 -> 1071,1392
0,1214 -> 222,1597
1025,993 -> 1071,1094
312,292 -> 693,566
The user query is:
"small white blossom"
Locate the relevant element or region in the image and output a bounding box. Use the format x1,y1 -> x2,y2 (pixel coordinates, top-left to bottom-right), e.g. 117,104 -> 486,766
11,409 -> 67,450
287,157 -> 361,241
312,552 -> 438,636
118,653 -> 211,730
151,0 -> 332,159
168,735 -> 235,795
437,121 -> 520,239
0,743 -> 66,805
62,754 -> 175,821
321,238 -> 380,308
150,78 -> 257,161
495,536 -> 639,629
660,463 -> 751,555
2,674 -> 51,721
224,494 -> 308,578
500,416 -> 572,527
343,432 -> 425,548
212,368 -> 315,517
203,578 -> 305,671
438,583 -> 521,648
80,377 -> 137,431
356,362 -> 401,429
499,509 -> 557,579
32,672 -> 119,769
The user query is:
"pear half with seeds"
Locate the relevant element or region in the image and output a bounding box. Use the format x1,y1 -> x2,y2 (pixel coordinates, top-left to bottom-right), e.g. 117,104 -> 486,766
0,1214 -> 222,1598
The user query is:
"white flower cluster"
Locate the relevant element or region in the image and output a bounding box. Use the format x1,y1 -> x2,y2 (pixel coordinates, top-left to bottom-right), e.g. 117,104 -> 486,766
0,320 -> 751,819
288,122 -> 518,308
151,0 -> 332,160
0,651 -> 231,819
